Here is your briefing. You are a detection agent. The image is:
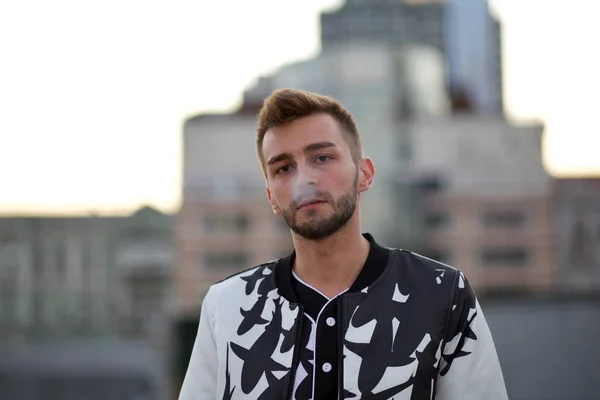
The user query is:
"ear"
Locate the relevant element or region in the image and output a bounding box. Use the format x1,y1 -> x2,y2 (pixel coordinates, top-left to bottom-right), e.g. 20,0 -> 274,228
265,185 -> 281,215
357,157 -> 375,193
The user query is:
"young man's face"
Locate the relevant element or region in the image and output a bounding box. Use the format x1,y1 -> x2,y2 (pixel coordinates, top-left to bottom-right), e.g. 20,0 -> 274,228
262,113 -> 374,240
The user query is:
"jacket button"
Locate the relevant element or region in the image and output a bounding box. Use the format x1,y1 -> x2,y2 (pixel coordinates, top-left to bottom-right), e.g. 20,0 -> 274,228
322,362 -> 332,372
326,317 -> 336,327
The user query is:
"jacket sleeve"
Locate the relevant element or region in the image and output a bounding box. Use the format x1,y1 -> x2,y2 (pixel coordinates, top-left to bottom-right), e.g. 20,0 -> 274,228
435,271 -> 508,400
178,286 -> 219,400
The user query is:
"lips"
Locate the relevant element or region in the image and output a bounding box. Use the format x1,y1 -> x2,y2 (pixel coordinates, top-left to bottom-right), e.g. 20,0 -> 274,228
296,199 -> 326,209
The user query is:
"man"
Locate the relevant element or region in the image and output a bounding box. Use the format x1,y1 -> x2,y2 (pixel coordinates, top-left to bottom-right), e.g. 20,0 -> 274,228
179,89 -> 508,399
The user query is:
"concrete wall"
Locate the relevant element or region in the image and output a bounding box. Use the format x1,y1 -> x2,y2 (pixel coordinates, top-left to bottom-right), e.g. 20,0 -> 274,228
554,178 -> 600,291
482,297 -> 600,400
0,340 -> 163,400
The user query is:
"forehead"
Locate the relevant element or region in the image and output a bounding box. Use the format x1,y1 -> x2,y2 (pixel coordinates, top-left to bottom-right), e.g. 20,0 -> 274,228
262,113 -> 348,158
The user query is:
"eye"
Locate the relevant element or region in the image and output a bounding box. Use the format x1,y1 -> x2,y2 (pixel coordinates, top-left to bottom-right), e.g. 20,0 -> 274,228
275,164 -> 292,175
315,155 -> 332,163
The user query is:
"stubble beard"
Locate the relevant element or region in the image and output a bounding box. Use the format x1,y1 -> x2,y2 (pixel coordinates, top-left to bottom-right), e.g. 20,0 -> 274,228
279,174 -> 359,240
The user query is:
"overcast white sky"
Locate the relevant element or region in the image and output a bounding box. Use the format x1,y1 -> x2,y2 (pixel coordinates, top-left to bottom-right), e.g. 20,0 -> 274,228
0,0 -> 598,215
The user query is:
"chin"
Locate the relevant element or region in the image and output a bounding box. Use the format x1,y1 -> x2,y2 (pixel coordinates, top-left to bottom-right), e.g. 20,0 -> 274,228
297,211 -> 332,223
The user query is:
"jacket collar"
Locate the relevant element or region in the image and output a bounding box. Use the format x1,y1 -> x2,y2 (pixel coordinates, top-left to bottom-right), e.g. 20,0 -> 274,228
272,233 -> 392,303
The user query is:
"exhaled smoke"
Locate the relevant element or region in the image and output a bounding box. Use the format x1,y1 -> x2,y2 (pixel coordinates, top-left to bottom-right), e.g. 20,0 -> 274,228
292,181 -> 320,206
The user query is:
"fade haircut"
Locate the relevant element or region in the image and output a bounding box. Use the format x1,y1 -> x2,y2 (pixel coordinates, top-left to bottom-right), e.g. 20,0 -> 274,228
256,88 -> 363,173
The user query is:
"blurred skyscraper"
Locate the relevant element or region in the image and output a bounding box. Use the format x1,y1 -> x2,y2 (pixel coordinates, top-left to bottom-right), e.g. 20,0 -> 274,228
320,0 -> 504,114
444,0 -> 503,114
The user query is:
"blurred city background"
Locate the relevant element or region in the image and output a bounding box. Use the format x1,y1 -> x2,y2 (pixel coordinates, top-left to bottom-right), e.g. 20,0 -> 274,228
1,0 -> 599,399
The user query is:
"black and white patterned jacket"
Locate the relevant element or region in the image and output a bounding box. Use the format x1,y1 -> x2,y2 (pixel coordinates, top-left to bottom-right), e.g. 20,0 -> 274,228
180,235 -> 508,399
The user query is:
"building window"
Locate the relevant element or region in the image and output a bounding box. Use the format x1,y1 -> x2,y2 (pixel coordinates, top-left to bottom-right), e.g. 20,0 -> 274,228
482,210 -> 526,228
55,239 -> 66,277
203,252 -> 249,270
0,230 -> 17,246
415,176 -> 445,193
480,247 -> 529,267
0,264 -> 17,323
203,213 -> 251,234
569,217 -> 597,270
425,212 -> 449,229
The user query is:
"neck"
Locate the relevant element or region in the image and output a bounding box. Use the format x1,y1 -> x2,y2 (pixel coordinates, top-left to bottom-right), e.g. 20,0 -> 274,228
291,215 -> 370,298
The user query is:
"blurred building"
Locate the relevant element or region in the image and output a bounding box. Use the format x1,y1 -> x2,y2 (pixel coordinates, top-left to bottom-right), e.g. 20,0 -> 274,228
405,116 -> 554,294
0,206 -> 175,399
553,178 -> 600,292
320,0 -> 504,114
176,113 -> 294,318
0,206 -> 175,341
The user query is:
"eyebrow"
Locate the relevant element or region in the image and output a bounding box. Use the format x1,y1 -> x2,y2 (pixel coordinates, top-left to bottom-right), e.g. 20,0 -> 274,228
266,141 -> 338,166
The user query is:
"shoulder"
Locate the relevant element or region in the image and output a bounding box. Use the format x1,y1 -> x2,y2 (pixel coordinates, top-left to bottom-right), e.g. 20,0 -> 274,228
390,249 -> 461,274
203,260 -> 278,304
384,249 -> 466,291
392,250 -> 476,304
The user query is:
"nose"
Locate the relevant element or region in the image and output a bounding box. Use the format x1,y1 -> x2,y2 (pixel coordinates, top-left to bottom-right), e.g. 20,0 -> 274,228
295,162 -> 317,187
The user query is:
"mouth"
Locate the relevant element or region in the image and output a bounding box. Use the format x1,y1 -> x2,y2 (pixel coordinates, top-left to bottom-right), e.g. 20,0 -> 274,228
296,199 -> 326,210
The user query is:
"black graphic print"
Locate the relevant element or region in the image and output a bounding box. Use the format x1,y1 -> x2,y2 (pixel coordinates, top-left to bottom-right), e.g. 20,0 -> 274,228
230,297 -> 291,394
292,319 -> 314,399
237,269 -> 272,335
226,267 -> 298,398
343,265 -> 460,399
439,272 -> 478,377
256,369 -> 287,400
237,270 -> 296,352
178,240 -> 507,400
237,292 -> 269,336
222,344 -> 235,400
212,253 -> 488,399
345,289 -> 419,398
240,267 -> 266,295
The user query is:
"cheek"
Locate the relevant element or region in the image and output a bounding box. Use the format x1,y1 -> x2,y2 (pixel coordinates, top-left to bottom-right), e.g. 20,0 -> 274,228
320,174 -> 353,199
269,182 -> 292,206
332,166 -> 357,190
332,176 -> 349,191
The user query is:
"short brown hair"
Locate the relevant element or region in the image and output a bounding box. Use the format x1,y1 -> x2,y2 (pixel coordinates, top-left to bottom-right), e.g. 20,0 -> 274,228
256,88 -> 362,171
